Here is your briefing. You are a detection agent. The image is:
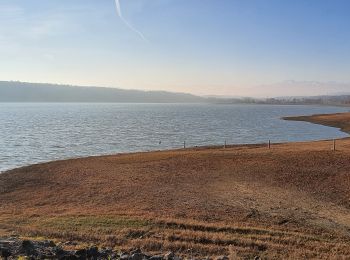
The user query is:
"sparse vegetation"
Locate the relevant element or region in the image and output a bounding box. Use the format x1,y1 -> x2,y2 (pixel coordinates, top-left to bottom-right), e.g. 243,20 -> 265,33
284,112 -> 350,133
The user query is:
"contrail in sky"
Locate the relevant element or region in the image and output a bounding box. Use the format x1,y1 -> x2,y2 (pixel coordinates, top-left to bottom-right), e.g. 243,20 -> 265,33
114,0 -> 148,42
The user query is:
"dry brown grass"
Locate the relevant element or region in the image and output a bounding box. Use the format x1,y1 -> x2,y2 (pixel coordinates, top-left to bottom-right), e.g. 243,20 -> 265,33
284,112 -> 350,133
2,113 -> 350,259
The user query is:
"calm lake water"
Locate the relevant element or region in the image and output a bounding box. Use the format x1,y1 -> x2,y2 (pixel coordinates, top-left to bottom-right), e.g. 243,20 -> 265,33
0,103 -> 349,172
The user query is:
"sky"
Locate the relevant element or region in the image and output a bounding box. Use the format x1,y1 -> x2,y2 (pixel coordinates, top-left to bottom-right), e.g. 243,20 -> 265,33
0,0 -> 350,97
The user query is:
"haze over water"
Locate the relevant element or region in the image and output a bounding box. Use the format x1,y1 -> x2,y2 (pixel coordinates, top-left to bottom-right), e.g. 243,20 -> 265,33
0,103 -> 348,172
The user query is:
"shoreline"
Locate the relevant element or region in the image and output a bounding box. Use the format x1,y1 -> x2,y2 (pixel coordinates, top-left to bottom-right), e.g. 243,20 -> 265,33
1,138 -> 347,175
2,112 -> 350,258
283,112 -> 350,134
2,111 -> 350,174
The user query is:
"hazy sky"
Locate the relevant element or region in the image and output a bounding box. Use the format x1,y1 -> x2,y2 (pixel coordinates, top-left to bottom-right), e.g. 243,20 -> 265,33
0,0 -> 350,96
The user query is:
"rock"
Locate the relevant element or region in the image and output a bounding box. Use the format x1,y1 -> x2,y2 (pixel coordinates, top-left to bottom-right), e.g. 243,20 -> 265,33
131,248 -> 142,254
0,237 -> 201,260
131,252 -> 146,260
55,247 -> 73,259
164,252 -> 175,260
120,253 -> 130,260
21,240 -> 33,248
21,239 -> 36,256
60,255 -> 79,260
99,248 -> 114,258
64,241 -> 78,246
149,256 -> 164,260
75,248 -> 87,259
215,256 -> 229,260
86,246 -> 99,258
165,252 -> 181,260
44,240 -> 56,247
0,247 -> 12,257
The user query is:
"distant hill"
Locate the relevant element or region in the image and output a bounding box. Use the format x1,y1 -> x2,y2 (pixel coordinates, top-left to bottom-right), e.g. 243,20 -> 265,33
0,81 -> 205,103
208,95 -> 350,106
2,81 -> 350,106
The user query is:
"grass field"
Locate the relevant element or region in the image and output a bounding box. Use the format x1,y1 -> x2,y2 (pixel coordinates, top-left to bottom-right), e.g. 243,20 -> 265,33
1,112 -> 350,259
284,111 -> 350,133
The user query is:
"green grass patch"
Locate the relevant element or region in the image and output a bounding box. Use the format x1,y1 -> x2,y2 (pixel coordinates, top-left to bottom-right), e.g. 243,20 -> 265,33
38,216 -> 151,231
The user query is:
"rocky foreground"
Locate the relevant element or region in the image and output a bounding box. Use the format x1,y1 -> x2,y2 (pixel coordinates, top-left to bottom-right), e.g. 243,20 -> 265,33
1,237 -> 162,260
0,237 -> 242,260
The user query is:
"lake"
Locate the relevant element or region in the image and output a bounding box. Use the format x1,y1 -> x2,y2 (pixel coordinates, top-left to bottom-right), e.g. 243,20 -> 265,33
0,103 -> 349,172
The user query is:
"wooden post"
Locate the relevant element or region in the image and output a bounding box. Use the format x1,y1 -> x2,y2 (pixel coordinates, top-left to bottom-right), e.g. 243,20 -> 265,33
224,140 -> 227,149
333,139 -> 336,151
268,140 -> 271,149
184,141 -> 186,149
